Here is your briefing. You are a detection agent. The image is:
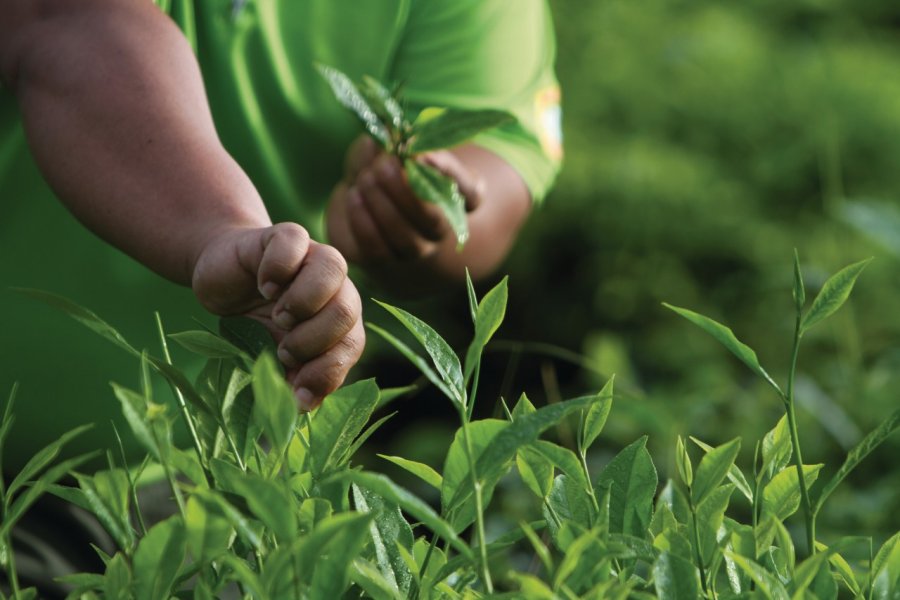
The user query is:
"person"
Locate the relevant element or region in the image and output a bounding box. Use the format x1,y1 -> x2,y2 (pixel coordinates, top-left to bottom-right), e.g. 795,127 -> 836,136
0,0 -> 561,593
0,0 -> 560,467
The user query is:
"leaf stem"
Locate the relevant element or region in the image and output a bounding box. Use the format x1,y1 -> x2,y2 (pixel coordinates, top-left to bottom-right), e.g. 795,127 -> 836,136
784,314 -> 815,556
458,407 -> 493,593
154,313 -> 207,472
688,493 -> 710,598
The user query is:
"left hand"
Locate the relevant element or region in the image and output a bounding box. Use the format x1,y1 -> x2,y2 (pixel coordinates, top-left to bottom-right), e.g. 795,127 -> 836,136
326,135 -> 484,267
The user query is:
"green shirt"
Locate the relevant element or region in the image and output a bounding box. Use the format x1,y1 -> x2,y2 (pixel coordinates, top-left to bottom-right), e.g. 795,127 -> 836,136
0,0 -> 561,466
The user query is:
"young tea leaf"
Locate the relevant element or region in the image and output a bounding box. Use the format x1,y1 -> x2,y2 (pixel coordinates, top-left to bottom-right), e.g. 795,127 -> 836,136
404,159 -> 469,248
209,458 -> 297,542
360,75 -> 405,133
516,445 -> 554,500
799,258 -> 872,335
13,288 -> 138,356
675,436 -> 693,489
463,276 -> 509,385
366,323 -> 456,404
580,375 -> 615,452
594,436 -> 658,538
375,301 -> 465,406
690,437 -> 740,506
317,64 -> 390,146
219,315 -> 277,361
352,484 -> 415,597
251,352 -> 297,454
762,464 -> 823,521
168,330 -> 246,360
663,303 -> 782,395
793,249 -> 806,313
377,454 -> 443,490
690,436 -> 752,503
309,378 -> 380,477
408,108 -> 514,154
725,552 -> 791,600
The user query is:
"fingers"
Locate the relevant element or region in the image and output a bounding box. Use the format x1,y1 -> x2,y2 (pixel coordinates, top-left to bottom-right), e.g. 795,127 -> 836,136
271,241 -> 347,327
289,318 -> 366,411
368,154 -> 447,241
344,135 -> 381,182
355,168 -> 437,259
421,151 -> 484,212
256,223 -> 310,300
276,278 -> 360,365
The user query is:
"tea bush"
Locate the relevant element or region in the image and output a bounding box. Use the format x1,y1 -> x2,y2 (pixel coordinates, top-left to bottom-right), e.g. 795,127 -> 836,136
2,257 -> 898,599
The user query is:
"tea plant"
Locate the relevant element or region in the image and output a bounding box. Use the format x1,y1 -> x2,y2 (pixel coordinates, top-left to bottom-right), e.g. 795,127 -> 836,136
1,255 -> 898,599
317,65 -> 513,248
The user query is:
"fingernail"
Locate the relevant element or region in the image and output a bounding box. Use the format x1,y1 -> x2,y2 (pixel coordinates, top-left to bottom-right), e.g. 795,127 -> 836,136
260,281 -> 280,300
277,347 -> 298,369
273,310 -> 296,330
295,387 -> 316,411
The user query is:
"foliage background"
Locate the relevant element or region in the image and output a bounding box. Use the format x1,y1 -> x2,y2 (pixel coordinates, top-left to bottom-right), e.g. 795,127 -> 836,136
359,0 -> 900,549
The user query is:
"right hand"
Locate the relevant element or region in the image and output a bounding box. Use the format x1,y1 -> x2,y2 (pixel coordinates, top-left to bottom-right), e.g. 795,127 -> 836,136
191,223 -> 365,411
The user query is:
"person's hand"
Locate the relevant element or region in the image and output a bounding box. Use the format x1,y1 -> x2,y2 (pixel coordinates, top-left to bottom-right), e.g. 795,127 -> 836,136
191,223 -> 364,410
326,135 -> 484,266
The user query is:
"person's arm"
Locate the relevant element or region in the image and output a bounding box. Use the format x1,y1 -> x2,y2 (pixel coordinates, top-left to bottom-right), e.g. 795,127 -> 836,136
1,0 -> 363,408
326,135 -> 531,294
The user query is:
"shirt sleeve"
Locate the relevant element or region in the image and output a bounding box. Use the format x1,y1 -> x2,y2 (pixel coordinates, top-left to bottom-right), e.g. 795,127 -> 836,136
391,0 -> 563,203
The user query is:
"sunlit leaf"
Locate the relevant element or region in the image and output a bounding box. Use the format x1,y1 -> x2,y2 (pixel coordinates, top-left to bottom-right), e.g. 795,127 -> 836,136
185,496 -> 233,563
580,376 -> 615,452
762,464 -> 823,521
725,552 -> 790,600
799,258 -> 872,334
251,352 -> 297,453
517,445 -> 554,500
691,436 -> 752,503
352,484 -> 414,596
441,419 -> 507,531
690,437 -> 740,506
696,484 -> 734,565
761,416 -> 792,481
366,323 -> 456,403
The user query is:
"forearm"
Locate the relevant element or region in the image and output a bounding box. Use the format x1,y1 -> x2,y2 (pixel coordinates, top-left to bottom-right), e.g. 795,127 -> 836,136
2,0 -> 269,285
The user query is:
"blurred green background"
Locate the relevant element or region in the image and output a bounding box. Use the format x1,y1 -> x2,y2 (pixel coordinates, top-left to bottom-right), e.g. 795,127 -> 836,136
361,0 -> 900,547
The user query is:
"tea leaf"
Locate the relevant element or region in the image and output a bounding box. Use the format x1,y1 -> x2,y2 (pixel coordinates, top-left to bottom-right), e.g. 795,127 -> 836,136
375,301 -> 464,405
219,315 -> 276,361
404,159 -> 469,248
815,542 -> 862,597
104,552 -> 132,600
340,412 -> 397,467
352,484 -> 415,596
815,405 -> 900,515
545,475 -> 594,542
6,423 -> 92,498
474,394 -> 598,493
442,419 -> 508,531
0,451 -> 98,541
675,436 -> 693,489
366,323 -> 456,403
762,464 -> 823,521
517,445 -> 554,499
330,470 -> 472,560
360,75 -> 404,132
408,108 -> 514,154
350,558 -> 405,600
465,269 -> 478,324
309,378 -> 380,477
75,472 -> 136,552
793,538 -> 863,597
690,437 -> 740,506
463,276 -> 508,385
594,436 -> 658,537
193,488 -> 263,551
725,552 -> 791,600
132,516 -> 187,600
531,440 -> 589,489
209,458 -> 297,542
696,484 -> 734,565
251,352 -> 297,454
761,416 -> 792,481
871,532 -> 900,598
378,454 -> 443,490
792,249 -> 806,312
553,526 -> 607,592
653,551 -> 702,600
185,496 -> 232,563
799,258 -> 872,334
14,288 -> 138,356
317,64 -> 390,146
168,330 -> 246,359
580,376 -> 615,453
511,392 -> 537,419
663,303 -> 782,395
218,554 -> 267,598
690,436 -> 752,503
112,383 -> 162,461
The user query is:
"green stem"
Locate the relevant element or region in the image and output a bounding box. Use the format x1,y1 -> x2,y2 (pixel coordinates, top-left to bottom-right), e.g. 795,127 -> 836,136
458,408 -> 493,593
466,360 -> 482,422
578,449 -> 600,523
154,313 -> 207,473
688,495 -> 710,598
3,522 -> 21,599
416,535 -> 440,600
784,315 -> 815,556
